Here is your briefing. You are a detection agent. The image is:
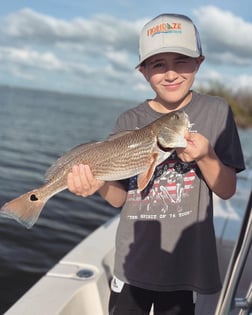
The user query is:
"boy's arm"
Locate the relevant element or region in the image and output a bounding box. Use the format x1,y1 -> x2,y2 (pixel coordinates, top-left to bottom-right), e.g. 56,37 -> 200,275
196,148 -> 236,200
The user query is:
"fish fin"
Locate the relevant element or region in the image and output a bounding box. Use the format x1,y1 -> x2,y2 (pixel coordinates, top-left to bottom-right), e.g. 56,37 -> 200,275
0,189 -> 46,229
137,153 -> 158,191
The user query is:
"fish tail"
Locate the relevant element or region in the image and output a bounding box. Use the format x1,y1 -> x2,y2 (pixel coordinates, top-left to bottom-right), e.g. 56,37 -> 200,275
0,189 -> 47,229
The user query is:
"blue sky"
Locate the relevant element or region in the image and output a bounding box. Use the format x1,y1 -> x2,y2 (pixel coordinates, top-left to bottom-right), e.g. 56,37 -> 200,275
0,0 -> 251,100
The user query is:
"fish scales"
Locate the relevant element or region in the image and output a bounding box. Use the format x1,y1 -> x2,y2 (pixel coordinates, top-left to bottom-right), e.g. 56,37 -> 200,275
47,128 -> 155,187
91,131 -> 156,178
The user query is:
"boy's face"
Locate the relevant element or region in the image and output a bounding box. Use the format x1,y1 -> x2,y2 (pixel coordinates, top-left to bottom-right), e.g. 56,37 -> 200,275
140,52 -> 204,108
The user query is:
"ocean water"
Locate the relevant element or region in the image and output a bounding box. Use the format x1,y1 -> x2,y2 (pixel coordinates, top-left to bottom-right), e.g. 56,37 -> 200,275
0,86 -> 134,313
0,86 -> 251,313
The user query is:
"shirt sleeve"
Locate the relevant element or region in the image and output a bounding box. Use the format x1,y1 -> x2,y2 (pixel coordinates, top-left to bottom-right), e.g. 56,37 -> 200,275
215,106 -> 245,173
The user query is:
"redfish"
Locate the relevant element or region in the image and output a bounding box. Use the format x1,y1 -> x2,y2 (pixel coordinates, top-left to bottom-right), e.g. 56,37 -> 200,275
0,110 -> 189,228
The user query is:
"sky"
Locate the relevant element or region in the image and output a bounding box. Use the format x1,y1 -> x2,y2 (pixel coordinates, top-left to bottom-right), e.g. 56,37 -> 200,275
0,0 -> 252,100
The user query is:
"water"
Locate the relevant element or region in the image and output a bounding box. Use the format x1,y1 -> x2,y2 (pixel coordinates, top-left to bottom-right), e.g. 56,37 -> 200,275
0,86 -> 251,314
0,86 -> 134,313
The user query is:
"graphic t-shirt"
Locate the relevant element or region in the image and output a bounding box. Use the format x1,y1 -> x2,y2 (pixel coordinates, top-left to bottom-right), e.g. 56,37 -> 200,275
112,92 -> 245,294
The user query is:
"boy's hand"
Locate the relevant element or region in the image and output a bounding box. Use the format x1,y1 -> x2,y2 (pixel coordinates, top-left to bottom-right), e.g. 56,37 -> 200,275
67,164 -> 105,197
176,131 -> 211,162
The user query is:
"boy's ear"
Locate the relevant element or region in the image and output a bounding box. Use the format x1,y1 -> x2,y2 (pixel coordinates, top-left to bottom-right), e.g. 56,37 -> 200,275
138,65 -> 149,81
138,65 -> 144,74
196,55 -> 205,71
199,55 -> 205,64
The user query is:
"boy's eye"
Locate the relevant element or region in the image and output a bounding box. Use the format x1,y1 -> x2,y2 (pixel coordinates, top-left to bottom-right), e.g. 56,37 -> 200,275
176,59 -> 188,64
153,62 -> 164,68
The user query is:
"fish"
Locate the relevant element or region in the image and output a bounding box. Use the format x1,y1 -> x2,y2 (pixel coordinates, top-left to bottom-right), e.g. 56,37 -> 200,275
0,110 -> 190,228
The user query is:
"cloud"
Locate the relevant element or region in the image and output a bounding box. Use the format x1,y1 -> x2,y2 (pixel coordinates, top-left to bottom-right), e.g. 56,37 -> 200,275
2,8 -> 141,52
194,6 -> 252,65
0,6 -> 251,98
0,46 -> 63,70
0,8 -> 144,96
1,8 -> 142,71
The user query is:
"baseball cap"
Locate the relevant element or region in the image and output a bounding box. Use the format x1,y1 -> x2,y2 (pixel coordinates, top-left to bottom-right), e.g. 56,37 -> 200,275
136,13 -> 202,68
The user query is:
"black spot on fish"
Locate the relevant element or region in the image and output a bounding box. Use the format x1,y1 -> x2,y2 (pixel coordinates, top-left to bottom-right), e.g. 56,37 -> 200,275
30,194 -> 38,201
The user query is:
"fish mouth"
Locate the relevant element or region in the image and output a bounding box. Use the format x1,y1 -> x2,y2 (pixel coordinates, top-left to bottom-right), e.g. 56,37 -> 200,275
157,135 -> 187,151
157,143 -> 174,152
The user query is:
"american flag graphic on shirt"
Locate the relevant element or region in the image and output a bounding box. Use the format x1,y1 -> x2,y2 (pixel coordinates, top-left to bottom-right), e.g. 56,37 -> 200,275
127,152 -> 197,215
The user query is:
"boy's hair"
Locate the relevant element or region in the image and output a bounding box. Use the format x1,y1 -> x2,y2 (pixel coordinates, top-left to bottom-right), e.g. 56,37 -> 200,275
136,13 -> 203,68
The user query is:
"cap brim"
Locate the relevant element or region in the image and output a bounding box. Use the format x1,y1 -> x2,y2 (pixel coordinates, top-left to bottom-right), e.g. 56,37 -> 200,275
135,47 -> 200,69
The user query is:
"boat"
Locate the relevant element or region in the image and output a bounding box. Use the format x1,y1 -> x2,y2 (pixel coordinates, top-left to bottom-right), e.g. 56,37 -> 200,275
4,174 -> 252,315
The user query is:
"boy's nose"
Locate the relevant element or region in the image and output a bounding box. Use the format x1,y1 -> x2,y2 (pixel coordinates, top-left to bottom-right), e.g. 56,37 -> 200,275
164,69 -> 178,81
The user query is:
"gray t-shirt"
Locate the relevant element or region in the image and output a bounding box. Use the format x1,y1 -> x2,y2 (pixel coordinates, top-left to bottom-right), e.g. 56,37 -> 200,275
112,91 -> 245,294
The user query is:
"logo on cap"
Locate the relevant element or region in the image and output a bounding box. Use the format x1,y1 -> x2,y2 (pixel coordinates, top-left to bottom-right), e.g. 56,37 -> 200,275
147,22 -> 182,37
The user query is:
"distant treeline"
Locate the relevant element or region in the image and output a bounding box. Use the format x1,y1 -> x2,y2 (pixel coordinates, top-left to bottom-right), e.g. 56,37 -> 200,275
198,83 -> 252,129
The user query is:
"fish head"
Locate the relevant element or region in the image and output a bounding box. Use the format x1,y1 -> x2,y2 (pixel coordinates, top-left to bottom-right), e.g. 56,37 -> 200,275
156,111 -> 190,149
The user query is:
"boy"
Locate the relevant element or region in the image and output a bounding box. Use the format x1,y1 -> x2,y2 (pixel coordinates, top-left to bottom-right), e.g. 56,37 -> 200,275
67,14 -> 245,315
